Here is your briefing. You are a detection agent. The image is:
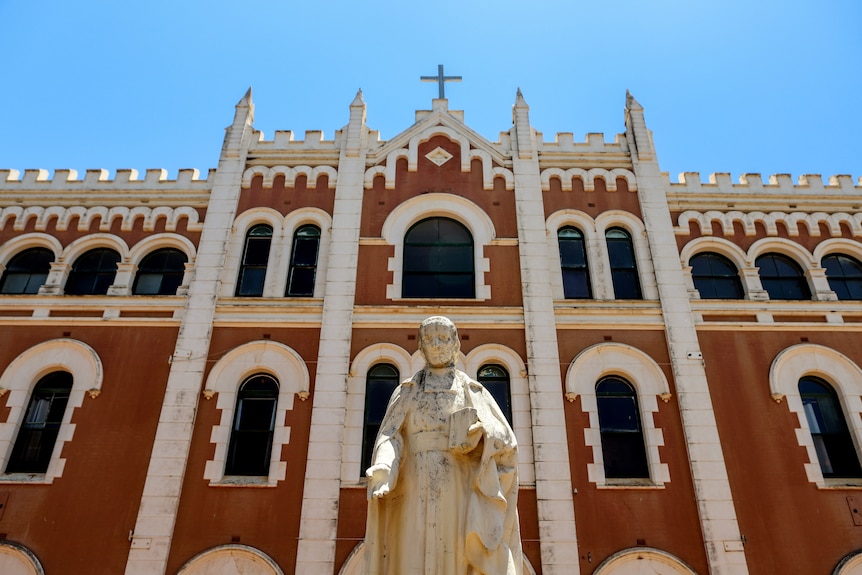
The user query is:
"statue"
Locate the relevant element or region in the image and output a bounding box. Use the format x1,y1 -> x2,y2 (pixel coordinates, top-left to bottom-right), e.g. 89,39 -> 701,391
365,316 -> 523,574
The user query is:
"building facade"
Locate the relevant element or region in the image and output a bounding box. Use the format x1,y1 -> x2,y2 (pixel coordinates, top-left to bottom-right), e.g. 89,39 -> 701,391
0,89 -> 861,574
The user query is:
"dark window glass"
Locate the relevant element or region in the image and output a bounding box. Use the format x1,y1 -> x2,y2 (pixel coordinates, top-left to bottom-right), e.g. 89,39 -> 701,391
65,249 -> 120,295
361,364 -> 400,474
606,228 -> 642,300
596,377 -> 649,479
235,225 -> 273,297
755,253 -> 811,300
558,227 -> 592,299
286,225 -> 321,297
7,372 -> 73,473
225,374 -> 279,476
799,377 -> 862,478
0,248 -> 54,294
477,364 -> 513,425
132,248 -> 187,295
690,252 -> 744,299
403,218 -> 474,298
822,254 -> 862,300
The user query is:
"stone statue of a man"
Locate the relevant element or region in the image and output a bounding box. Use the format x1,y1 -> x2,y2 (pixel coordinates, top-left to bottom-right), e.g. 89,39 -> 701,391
365,316 -> 523,574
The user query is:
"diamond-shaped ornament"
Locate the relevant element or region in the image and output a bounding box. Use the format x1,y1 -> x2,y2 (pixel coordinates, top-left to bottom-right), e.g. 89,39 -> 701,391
425,147 -> 453,167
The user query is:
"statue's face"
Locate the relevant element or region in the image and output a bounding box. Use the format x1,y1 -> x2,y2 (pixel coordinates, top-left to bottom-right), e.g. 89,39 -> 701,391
419,322 -> 459,368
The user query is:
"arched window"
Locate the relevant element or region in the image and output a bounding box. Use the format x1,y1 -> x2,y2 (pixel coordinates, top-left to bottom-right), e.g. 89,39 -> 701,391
235,225 -> 273,297
286,225 -> 321,297
596,377 -> 649,478
0,248 -> 53,294
799,377 -> 862,478
7,372 -> 73,474
65,248 -> 120,295
477,364 -> 513,425
225,374 -> 279,476
822,254 -> 862,300
690,252 -> 744,299
361,364 -> 400,474
403,218 -> 474,298
755,253 -> 811,300
606,227 -> 642,299
132,248 -> 188,295
558,227 -> 591,299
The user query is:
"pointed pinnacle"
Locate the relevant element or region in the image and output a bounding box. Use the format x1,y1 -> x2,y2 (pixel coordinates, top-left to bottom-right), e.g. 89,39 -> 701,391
626,90 -> 643,111
237,86 -> 253,107
351,88 -> 365,107
515,87 -> 528,107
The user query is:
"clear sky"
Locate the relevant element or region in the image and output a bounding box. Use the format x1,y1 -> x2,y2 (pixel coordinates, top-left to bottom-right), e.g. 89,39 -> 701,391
1,0 -> 859,184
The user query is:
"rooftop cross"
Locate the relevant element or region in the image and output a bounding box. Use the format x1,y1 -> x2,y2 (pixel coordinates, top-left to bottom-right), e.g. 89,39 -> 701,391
420,64 -> 462,99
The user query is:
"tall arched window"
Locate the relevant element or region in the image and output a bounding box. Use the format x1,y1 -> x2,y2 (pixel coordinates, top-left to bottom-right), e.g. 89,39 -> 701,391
0,248 -> 54,294
558,227 -> 591,299
65,248 -> 120,295
477,364 -> 513,425
225,374 -> 279,476
403,218 -> 474,298
361,364 -> 400,474
606,227 -> 642,299
755,253 -> 811,300
596,377 -> 649,478
235,225 -> 273,297
690,252 -> 744,299
286,225 -> 321,297
822,254 -> 862,300
7,372 -> 73,474
799,377 -> 862,478
132,248 -> 188,295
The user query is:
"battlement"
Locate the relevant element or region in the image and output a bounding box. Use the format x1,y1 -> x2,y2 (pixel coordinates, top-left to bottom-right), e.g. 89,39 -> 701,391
249,130 -> 341,151
668,172 -> 862,196
539,132 -> 630,154
0,168 -> 214,190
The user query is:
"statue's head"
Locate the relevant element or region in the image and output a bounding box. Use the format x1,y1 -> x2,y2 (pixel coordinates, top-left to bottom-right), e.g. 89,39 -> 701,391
418,316 -> 460,368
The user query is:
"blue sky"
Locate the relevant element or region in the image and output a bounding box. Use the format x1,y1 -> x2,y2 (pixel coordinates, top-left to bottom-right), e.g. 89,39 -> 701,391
0,0 -> 859,183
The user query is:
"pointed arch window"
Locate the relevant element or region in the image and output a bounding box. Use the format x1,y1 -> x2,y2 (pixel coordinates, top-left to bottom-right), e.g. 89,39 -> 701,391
596,377 -> 649,478
65,248 -> 120,295
822,254 -> 862,300
225,374 -> 279,476
477,364 -> 513,425
690,252 -> 744,299
361,363 -> 400,475
7,372 -> 73,474
403,217 -> 474,298
133,248 -> 187,295
755,253 -> 811,300
799,377 -> 862,478
606,227 -> 642,299
558,227 -> 591,299
235,225 -> 273,297
286,225 -> 321,297
0,248 -> 54,294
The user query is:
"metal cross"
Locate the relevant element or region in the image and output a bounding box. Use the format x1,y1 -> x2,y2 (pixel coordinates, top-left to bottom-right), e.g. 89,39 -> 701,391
420,65 -> 462,99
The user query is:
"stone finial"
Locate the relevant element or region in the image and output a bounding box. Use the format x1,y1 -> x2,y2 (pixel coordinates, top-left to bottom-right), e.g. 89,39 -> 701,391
625,89 -> 643,111
351,88 -> 364,107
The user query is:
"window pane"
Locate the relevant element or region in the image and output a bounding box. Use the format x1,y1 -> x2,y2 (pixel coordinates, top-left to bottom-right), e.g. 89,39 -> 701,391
756,254 -> 811,300
562,270 -> 591,299
225,375 -> 278,476
691,253 -> 743,300
287,267 -> 315,297
362,364 -> 400,474
799,377 -> 862,478
0,248 -> 53,294
823,254 -> 862,300
403,218 -> 474,298
66,249 -> 120,295
597,377 -> 649,479
7,372 -> 72,474
477,364 -> 512,425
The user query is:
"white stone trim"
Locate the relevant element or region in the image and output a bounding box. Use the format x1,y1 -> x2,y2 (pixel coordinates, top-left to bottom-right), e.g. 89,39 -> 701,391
274,209 -> 332,298
545,210 -> 608,300
813,239 -> 862,266
220,208 -> 283,298
0,233 -> 63,267
678,237 -> 751,299
176,544 -> 283,575
128,233 -> 197,266
833,550 -> 862,575
540,167 -> 638,192
61,232 -> 130,264
0,339 -> 103,482
593,546 -> 697,575
769,343 -> 862,485
595,211 -> 659,300
0,205 -> 203,233
202,340 -> 310,486
747,238 -> 827,301
566,343 -> 671,486
241,165 -> 337,189
0,541 -> 45,575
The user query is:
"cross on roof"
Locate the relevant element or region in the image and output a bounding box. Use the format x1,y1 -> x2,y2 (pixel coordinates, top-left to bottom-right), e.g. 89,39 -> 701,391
420,64 -> 462,99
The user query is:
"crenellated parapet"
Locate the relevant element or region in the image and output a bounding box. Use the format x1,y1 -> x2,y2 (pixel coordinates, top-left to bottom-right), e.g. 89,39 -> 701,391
248,129 -> 340,151
0,168 -> 213,190
0,205 -> 204,232
539,132 -> 630,154
668,172 -> 861,196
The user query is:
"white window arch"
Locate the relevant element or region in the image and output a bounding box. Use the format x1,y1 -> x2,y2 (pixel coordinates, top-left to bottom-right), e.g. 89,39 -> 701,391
566,342 -> 671,486
176,544 -> 283,575
834,550 -> 862,575
273,209 -> 332,298
221,208 -> 283,298
0,541 -> 45,575
126,233 -> 197,296
546,210 -> 607,300
747,237 -> 835,301
595,211 -> 658,300
593,547 -> 697,575
678,236 -> 756,299
45,233 -> 130,296
0,234 -> 62,269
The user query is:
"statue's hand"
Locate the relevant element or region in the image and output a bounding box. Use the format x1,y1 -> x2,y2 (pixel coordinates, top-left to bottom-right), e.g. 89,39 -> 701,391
366,464 -> 391,499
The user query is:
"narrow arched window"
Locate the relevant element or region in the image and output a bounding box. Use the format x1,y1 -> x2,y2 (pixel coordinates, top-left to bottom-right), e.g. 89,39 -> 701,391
558,227 -> 591,298
477,364 -> 513,425
361,363 -> 400,475
606,227 -> 642,299
403,217 -> 474,298
65,248 -> 120,295
235,225 -> 273,297
822,254 -> 862,300
133,248 -> 188,295
690,252 -> 744,299
596,377 -> 649,478
0,248 -> 54,294
225,374 -> 279,476
286,225 -> 321,297
7,372 -> 73,474
755,253 -> 811,300
799,377 -> 862,478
